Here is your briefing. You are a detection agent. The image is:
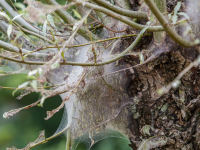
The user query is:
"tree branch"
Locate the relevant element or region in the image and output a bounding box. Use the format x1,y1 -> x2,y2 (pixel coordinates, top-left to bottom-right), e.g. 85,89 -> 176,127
44,0 -> 99,41
0,27 -> 146,66
18,26 -> 55,45
152,0 -> 167,45
0,20 -> 9,35
0,0 -> 40,34
92,0 -> 148,19
0,0 -> 60,45
42,33 -> 148,50
159,56 -> 200,95
144,0 -> 198,47
75,2 -> 186,32
0,40 -> 46,58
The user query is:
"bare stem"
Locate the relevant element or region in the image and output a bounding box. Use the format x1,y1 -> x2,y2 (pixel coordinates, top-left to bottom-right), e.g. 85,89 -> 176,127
76,2 -> 188,32
0,0 -> 40,34
44,0 -> 99,41
0,40 -> 46,57
144,0 -> 198,47
42,33 -> 146,50
66,131 -> 71,150
0,27 -> 146,66
160,56 -> 200,95
19,26 -> 55,45
92,0 -> 148,19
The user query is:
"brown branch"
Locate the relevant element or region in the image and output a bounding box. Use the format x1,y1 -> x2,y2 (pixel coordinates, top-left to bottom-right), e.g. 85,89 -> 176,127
0,27 -> 145,66
159,56 -> 200,95
77,5 -> 126,33
144,0 -> 198,47
75,2 -> 186,32
92,0 -> 148,19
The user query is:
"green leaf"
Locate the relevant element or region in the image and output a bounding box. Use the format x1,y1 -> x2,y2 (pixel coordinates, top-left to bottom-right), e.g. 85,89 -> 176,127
142,125 -> 151,136
12,88 -> 18,96
110,0 -> 114,5
47,14 -> 56,28
38,95 -> 46,107
42,20 -> 48,37
174,2 -> 181,14
14,3 -> 26,12
161,104 -> 168,112
61,51 -> 65,59
172,2 -> 182,24
146,21 -> 151,26
172,15 -> 178,24
29,35 -> 39,41
198,56 -> 200,64
0,66 -> 13,73
194,39 -> 200,44
150,16 -> 154,22
168,13 -> 172,20
12,14 -> 24,21
18,81 -> 29,89
73,21 -> 80,31
12,81 -> 29,96
27,75 -> 37,80
139,53 -> 144,64
85,16 -> 87,24
72,9 -> 81,19
14,32 -> 23,43
50,30 -> 55,39
90,24 -> 93,28
75,50 -> 80,56
30,80 -> 37,91
7,24 -> 12,40
134,112 -> 140,119
51,61 -> 60,70
28,69 -> 38,77
177,12 -> 190,20
22,54 -> 29,59
38,68 -> 43,76
0,12 -> 10,21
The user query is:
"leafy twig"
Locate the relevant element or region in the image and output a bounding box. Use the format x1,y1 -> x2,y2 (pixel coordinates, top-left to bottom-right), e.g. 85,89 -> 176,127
159,56 -> 200,95
44,0 -> 99,41
0,26 -> 146,66
144,0 -> 198,47
92,0 -> 148,19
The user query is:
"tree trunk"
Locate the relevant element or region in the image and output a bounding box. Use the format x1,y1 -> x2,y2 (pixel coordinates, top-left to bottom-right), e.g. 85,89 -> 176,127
68,0 -> 200,149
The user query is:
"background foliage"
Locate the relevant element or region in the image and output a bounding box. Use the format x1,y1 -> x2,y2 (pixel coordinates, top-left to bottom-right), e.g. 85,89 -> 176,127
0,75 -> 131,149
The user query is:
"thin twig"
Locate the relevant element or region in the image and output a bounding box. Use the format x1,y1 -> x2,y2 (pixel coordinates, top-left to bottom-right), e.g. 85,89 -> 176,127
44,0 -> 99,41
9,0 -> 42,32
0,28 -> 145,66
77,5 -> 126,33
41,33 -> 147,50
92,0 -> 148,19
160,56 -> 200,95
144,0 -> 198,47
0,40 -> 46,57
75,2 -> 190,33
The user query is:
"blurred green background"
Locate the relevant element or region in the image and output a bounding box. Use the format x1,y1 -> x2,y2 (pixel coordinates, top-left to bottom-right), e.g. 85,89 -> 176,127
1,0 -> 132,150
0,74 -> 131,150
